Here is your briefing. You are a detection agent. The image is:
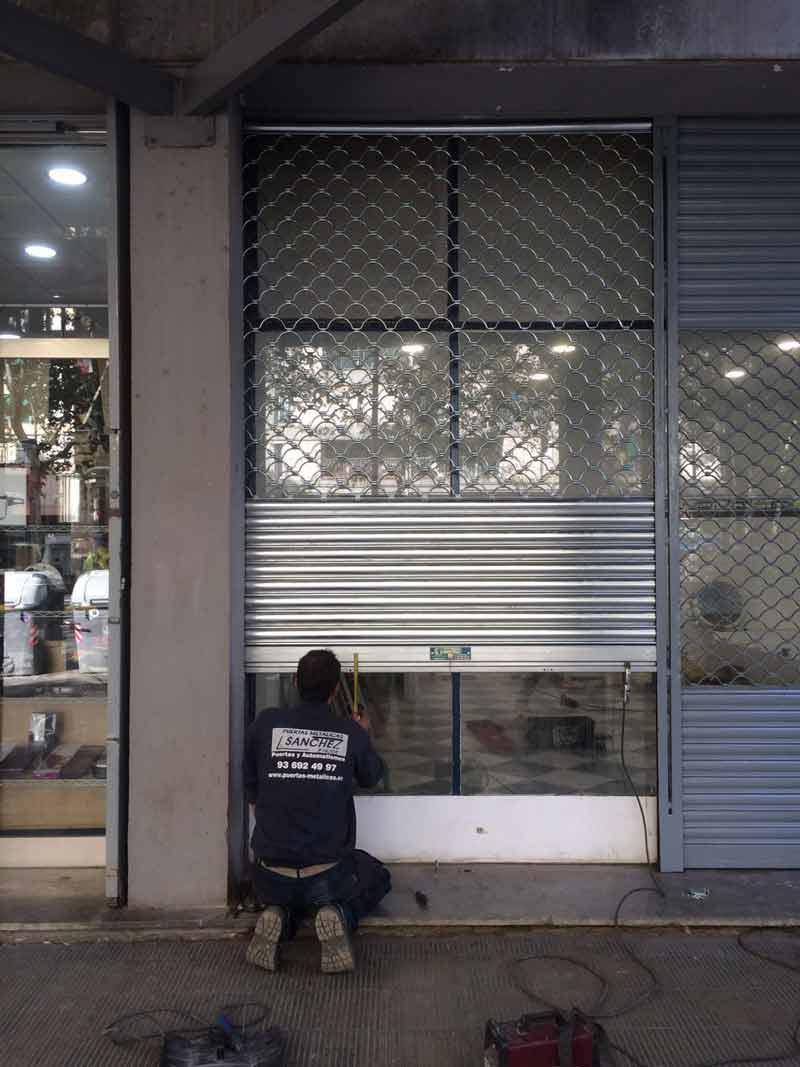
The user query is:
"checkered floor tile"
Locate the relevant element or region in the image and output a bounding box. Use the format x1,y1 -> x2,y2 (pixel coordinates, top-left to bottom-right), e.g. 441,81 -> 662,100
359,671 -> 658,797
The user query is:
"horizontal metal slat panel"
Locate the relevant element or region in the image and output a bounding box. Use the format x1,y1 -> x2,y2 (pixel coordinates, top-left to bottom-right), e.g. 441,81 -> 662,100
681,263 -> 800,278
682,688 -> 800,868
245,500 -> 656,655
685,801 -> 800,816
678,123 -> 800,327
685,843 -> 800,867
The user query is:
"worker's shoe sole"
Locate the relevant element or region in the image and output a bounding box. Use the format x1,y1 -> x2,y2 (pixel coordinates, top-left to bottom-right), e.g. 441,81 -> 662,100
246,905 -> 286,972
315,904 -> 355,974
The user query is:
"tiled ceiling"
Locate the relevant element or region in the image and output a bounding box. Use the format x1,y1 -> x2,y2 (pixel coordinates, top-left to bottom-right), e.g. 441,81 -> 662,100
0,145 -> 109,307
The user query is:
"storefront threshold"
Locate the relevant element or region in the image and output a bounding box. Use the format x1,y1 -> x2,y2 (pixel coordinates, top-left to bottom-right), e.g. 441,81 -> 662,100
1,865 -> 800,941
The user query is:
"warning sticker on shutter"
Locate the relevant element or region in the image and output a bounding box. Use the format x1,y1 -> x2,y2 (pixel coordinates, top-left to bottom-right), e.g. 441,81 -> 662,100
430,645 -> 472,661
271,727 -> 349,762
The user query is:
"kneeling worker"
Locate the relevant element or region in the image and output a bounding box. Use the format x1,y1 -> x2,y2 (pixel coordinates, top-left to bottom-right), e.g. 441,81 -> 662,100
244,648 -> 391,973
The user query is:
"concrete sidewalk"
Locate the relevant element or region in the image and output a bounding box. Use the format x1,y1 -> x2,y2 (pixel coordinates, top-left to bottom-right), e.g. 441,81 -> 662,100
2,864 -> 800,937
2,928 -> 800,1065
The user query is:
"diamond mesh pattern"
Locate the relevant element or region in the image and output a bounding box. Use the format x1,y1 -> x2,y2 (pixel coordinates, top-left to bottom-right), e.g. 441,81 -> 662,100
244,132 -> 654,499
680,330 -> 800,686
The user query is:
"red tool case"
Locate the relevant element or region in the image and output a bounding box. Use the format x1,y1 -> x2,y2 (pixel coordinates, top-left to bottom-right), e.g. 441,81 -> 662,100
484,1011 -> 595,1066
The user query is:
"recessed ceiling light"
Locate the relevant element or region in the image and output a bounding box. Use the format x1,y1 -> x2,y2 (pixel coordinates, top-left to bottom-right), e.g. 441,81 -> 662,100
724,368 -> 747,379
0,332 -> 20,340
48,166 -> 87,187
551,344 -> 576,354
401,343 -> 426,355
778,339 -> 800,352
25,243 -> 56,259
531,372 -> 550,381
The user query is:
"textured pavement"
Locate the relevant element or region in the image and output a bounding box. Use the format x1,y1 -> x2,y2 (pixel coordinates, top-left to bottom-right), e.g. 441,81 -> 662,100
1,929 -> 800,1065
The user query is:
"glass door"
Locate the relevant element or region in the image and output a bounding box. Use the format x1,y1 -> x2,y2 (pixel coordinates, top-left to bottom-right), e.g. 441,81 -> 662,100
251,666 -> 657,862
0,140 -> 111,868
243,124 -> 658,863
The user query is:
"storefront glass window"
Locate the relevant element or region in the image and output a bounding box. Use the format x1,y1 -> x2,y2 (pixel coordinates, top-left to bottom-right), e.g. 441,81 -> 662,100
246,131 -> 655,501
251,332 -> 451,498
252,672 -> 453,795
460,671 -> 657,796
250,670 -> 656,798
0,144 -> 110,835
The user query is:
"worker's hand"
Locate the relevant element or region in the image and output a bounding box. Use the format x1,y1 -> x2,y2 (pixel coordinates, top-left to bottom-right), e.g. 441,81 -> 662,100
353,708 -> 371,733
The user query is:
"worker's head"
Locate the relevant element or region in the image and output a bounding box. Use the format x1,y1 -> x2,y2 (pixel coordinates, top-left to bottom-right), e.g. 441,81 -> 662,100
296,649 -> 341,704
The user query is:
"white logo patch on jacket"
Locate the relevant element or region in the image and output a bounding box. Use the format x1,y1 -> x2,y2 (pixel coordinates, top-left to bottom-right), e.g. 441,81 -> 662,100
271,727 -> 349,762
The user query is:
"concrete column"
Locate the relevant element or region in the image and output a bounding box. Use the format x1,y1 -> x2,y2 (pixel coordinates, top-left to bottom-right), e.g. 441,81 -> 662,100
128,113 -> 232,907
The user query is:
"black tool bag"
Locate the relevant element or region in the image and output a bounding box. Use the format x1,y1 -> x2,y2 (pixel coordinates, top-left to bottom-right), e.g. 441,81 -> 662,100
105,1006 -> 287,1067
161,1025 -> 286,1066
526,715 -> 595,751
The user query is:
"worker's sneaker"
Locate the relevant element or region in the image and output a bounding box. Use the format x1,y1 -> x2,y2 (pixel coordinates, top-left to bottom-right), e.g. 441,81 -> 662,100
314,904 -> 355,974
246,905 -> 286,972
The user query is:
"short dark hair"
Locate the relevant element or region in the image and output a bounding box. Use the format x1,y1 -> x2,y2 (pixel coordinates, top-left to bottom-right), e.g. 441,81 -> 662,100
296,649 -> 341,702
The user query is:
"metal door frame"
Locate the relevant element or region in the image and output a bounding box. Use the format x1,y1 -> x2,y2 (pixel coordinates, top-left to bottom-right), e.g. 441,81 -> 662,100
0,115 -> 128,887
234,117 -> 668,882
105,100 -> 132,903
668,119 -> 800,870
654,117 -> 684,871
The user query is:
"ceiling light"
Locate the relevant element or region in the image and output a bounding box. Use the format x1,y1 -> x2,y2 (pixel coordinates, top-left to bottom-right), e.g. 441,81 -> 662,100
0,332 -> 20,340
724,368 -> 747,380
25,243 -> 56,259
48,166 -> 87,187
531,372 -> 550,382
778,339 -> 800,352
551,344 -> 576,354
401,343 -> 426,355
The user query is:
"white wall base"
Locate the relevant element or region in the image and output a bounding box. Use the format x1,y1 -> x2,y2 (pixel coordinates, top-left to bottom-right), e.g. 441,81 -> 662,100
355,795 -> 657,863
0,836 -> 105,868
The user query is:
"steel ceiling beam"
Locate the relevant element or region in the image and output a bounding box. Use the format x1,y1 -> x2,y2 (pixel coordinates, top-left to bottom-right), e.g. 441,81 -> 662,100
0,0 -> 175,114
242,61 -> 800,122
180,0 -> 367,116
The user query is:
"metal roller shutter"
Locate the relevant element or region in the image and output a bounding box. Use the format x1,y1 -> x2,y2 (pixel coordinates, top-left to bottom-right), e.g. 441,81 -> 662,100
679,121 -> 800,327
678,120 -> 800,868
683,689 -> 800,868
245,499 -> 655,670
244,126 -> 656,672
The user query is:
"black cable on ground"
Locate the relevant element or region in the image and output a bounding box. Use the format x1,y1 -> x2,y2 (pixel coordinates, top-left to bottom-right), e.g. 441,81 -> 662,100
509,680 -> 800,1067
104,1002 -> 272,1047
685,931 -> 800,1067
104,1008 -> 212,1045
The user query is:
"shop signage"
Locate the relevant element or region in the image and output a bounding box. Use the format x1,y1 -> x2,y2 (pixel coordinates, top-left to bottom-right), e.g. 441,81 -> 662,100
429,645 -> 471,661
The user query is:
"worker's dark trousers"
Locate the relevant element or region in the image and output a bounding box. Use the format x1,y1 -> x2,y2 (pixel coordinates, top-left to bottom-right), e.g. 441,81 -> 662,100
252,849 -> 391,935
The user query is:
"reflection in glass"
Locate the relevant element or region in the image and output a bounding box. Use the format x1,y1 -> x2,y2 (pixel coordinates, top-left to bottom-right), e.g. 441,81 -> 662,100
251,333 -> 451,498
0,144 -> 110,834
680,330 -> 800,684
461,672 -> 657,796
251,670 -> 657,799
460,330 -> 654,497
249,132 -> 656,502
252,671 -> 453,795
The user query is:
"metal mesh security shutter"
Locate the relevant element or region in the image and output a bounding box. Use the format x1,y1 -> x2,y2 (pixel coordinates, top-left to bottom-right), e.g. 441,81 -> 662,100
244,128 -> 656,669
678,121 -> 800,867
